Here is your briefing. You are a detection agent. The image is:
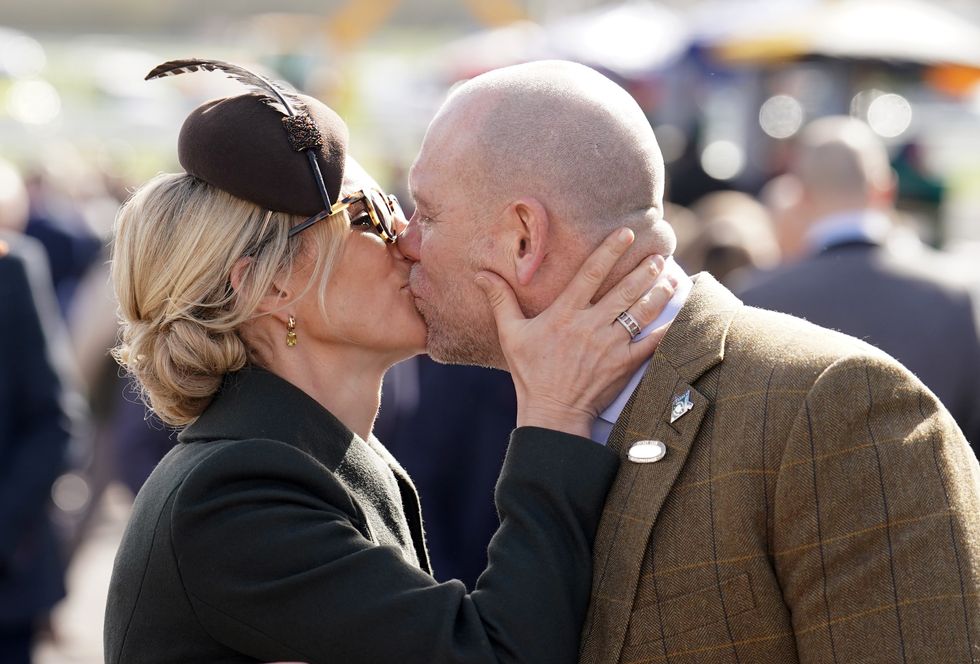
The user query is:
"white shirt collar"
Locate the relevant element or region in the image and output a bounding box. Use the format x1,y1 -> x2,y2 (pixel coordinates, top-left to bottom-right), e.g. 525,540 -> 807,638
804,209 -> 892,254
590,258 -> 694,444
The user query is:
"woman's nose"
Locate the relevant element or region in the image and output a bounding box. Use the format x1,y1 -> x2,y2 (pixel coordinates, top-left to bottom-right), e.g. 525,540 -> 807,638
391,210 -> 408,236
389,233 -> 408,261
396,216 -> 421,261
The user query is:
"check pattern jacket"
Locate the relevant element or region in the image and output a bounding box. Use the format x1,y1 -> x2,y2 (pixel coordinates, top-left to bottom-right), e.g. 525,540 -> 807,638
579,273 -> 980,664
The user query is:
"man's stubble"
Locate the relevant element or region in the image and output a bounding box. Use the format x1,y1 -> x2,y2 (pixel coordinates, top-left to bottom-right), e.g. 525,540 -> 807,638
410,265 -> 506,370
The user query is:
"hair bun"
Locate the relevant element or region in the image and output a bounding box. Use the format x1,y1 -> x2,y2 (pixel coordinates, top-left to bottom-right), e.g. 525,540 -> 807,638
115,316 -> 247,427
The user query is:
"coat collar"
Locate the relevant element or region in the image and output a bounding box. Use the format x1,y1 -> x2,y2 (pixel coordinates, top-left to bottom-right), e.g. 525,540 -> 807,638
178,364 -> 355,471
579,273 -> 743,664
652,271 -> 739,387
178,364 -> 433,574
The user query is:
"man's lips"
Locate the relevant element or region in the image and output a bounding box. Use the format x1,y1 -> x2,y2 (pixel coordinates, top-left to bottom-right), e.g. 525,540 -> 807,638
409,264 -> 422,291
408,273 -> 424,299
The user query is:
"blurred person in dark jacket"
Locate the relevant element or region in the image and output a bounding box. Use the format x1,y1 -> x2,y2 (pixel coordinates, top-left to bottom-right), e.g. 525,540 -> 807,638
23,169 -> 102,317
0,159 -> 80,662
376,357 -> 516,587
737,116 -> 980,451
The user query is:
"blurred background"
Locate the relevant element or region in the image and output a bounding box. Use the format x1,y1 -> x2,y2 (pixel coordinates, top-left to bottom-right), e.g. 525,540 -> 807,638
4,0 -> 980,661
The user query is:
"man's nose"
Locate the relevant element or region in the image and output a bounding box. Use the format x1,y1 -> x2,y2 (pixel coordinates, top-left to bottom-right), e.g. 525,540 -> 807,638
397,216 -> 421,261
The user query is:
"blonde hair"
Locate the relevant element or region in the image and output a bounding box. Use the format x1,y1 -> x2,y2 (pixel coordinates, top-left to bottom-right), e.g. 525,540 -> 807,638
111,173 -> 347,427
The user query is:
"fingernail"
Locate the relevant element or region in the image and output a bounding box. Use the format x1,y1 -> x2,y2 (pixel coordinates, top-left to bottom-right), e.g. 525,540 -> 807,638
474,274 -> 489,291
647,255 -> 664,274
618,228 -> 634,243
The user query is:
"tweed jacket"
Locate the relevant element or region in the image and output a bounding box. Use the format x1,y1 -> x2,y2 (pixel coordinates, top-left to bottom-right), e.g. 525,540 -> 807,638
104,366 -> 619,664
579,273 -> 980,664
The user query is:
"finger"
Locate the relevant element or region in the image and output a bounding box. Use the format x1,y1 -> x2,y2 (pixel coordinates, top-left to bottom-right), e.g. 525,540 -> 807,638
610,321 -> 671,392
620,272 -> 676,332
630,320 -> 671,360
557,227 -> 635,308
594,254 -> 666,321
475,271 -> 525,327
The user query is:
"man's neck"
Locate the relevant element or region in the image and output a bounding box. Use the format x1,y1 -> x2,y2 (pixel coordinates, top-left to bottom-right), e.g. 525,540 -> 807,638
804,208 -> 892,254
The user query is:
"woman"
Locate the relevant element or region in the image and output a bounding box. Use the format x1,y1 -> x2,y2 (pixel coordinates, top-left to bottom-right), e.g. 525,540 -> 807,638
104,60 -> 674,663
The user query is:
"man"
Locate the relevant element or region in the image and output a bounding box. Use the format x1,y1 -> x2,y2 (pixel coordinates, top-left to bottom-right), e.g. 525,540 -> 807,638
399,61 -> 980,663
737,116 -> 980,452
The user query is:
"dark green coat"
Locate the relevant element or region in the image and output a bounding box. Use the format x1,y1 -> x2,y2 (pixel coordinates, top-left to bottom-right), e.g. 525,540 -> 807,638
104,366 -> 618,663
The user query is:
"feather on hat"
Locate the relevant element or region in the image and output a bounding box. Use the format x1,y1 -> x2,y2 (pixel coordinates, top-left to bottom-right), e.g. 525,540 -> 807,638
147,58 -> 348,216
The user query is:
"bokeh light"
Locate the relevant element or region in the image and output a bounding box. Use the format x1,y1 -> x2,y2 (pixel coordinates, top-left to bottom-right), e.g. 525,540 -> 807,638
701,140 -> 745,181
759,94 -> 805,139
866,93 -> 913,138
6,78 -> 61,124
0,29 -> 45,77
52,473 -> 91,514
850,88 -> 879,120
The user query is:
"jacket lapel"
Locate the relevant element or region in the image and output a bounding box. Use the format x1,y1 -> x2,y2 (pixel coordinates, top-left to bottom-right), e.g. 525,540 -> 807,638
366,435 -> 433,574
579,273 -> 742,664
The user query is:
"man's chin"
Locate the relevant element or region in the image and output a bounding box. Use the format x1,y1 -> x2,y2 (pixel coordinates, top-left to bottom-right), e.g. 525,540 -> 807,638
426,351 -> 502,371
424,328 -> 505,371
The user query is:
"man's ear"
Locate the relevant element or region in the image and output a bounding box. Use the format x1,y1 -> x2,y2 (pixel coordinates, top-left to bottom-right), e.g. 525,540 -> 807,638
508,197 -> 549,286
229,256 -> 291,320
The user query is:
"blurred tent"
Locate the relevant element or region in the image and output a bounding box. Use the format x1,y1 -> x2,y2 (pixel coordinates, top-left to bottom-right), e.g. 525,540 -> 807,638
704,0 -> 980,72
436,0 -> 690,82
690,0 -> 816,52
546,0 -> 689,79
437,21 -> 552,81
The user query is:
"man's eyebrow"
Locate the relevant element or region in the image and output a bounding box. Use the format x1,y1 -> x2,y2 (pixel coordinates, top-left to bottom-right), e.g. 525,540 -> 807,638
410,188 -> 431,211
407,169 -> 439,213
406,174 -> 420,205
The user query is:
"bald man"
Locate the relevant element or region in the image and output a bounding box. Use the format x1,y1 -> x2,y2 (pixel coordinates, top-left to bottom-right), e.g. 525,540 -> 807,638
738,117 -> 980,455
399,62 -> 980,663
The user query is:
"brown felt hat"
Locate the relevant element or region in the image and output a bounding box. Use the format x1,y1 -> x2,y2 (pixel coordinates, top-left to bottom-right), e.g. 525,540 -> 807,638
177,92 -> 348,216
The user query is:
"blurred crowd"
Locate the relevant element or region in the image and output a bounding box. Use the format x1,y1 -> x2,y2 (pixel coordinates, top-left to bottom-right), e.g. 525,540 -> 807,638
0,150 -> 180,660
4,1 -> 980,661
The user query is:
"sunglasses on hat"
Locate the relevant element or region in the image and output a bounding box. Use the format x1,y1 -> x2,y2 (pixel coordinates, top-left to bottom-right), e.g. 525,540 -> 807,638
288,187 -> 403,244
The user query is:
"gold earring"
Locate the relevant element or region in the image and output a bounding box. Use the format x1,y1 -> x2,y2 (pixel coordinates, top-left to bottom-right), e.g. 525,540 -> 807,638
286,316 -> 298,347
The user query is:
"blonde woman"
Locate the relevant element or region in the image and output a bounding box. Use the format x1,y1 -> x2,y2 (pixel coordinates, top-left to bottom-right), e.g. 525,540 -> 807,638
104,61 -> 675,664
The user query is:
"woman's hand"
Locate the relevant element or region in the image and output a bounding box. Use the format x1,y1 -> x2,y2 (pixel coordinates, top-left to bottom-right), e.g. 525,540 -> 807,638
475,228 -> 677,438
